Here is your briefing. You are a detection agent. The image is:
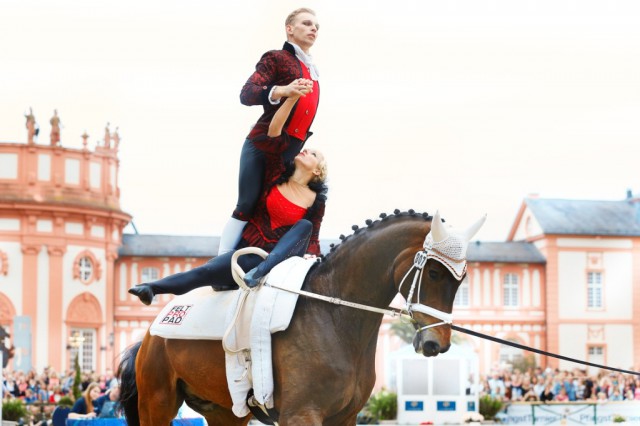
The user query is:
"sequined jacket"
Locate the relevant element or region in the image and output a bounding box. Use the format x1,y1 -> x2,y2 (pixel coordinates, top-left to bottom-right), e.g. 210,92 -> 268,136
240,42 -> 320,142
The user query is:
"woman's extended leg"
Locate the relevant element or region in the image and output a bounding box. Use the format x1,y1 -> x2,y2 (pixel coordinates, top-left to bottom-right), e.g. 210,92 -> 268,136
243,219 -> 312,287
128,252 -> 262,305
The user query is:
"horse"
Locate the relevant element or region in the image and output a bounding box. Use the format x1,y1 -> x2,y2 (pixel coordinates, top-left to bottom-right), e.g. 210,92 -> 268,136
118,209 -> 485,425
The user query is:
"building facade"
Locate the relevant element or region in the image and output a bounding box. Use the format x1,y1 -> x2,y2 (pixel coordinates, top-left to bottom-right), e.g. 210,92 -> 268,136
1,123 -> 639,378
0,128 -> 131,373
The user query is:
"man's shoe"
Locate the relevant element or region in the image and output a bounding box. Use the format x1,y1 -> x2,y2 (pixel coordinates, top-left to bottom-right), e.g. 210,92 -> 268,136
128,284 -> 154,306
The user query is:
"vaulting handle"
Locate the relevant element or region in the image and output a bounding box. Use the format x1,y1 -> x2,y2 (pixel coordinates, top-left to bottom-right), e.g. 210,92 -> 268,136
231,247 -> 269,290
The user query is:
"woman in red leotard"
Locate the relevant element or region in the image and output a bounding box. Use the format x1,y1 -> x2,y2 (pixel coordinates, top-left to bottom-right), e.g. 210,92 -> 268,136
129,87 -> 327,304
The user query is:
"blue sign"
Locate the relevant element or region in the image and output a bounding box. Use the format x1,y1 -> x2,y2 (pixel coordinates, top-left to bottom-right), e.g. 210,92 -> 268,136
468,401 -> 476,411
437,401 -> 456,411
13,316 -> 32,372
404,401 -> 424,411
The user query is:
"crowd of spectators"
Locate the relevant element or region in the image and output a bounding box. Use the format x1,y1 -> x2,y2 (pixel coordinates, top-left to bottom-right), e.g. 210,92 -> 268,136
2,366 -> 119,403
2,366 -> 120,424
478,366 -> 640,403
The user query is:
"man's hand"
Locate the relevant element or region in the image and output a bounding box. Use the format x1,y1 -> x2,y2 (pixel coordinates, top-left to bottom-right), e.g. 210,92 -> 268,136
272,79 -> 313,101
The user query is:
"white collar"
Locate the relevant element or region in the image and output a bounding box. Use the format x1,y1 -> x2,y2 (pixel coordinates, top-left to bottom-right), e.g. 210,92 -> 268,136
289,42 -> 320,81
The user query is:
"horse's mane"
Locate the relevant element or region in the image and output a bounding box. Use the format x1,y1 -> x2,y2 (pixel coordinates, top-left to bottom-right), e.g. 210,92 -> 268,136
319,209 -> 433,263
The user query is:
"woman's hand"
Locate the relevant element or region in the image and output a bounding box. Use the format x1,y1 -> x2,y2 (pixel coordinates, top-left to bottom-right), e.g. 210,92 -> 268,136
272,79 -> 313,101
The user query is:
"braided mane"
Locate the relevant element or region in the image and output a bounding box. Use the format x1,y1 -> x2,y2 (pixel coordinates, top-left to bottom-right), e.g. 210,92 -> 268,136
320,209 -> 434,262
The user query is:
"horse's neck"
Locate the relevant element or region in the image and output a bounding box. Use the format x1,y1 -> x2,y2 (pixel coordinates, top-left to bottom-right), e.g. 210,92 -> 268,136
310,219 -> 428,337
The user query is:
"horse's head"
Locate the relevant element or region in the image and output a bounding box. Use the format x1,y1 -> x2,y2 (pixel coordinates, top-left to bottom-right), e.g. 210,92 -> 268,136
403,211 -> 486,357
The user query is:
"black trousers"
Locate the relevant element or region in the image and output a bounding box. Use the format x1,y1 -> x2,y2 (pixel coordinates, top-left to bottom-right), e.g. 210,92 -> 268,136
232,137 -> 302,220
148,220 -> 313,294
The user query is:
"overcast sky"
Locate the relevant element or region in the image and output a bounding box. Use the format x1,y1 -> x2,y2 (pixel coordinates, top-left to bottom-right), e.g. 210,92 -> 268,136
1,0 -> 639,242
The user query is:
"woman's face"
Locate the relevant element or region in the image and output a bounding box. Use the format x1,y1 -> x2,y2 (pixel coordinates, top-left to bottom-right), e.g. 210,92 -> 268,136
89,386 -> 101,401
295,148 -> 324,176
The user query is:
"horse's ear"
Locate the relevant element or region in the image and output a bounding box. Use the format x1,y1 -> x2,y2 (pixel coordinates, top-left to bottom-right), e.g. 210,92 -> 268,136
464,214 -> 487,241
431,210 -> 449,243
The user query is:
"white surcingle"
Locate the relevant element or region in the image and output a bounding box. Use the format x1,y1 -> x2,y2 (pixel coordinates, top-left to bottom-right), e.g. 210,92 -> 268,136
423,211 -> 487,280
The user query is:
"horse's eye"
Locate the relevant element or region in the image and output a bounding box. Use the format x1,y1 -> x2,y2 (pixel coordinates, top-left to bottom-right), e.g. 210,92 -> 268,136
428,270 -> 439,280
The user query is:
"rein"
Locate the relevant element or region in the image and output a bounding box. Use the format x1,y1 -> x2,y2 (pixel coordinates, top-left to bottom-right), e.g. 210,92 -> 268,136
451,325 -> 640,377
230,248 -> 640,377
229,247 -> 452,332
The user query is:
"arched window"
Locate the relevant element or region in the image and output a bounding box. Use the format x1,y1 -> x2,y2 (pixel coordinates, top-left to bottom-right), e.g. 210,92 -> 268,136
68,329 -> 96,372
72,250 -> 102,284
78,257 -> 93,282
503,273 -> 519,307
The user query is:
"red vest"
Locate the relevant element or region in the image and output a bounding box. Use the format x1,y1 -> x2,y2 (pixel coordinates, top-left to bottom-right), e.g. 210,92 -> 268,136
285,60 -> 319,140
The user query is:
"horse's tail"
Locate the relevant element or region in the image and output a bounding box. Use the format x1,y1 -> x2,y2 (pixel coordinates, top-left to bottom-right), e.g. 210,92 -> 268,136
117,341 -> 142,426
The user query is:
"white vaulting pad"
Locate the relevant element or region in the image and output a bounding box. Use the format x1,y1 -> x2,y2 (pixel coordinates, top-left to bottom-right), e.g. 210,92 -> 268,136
149,286 -> 243,340
149,256 -> 317,340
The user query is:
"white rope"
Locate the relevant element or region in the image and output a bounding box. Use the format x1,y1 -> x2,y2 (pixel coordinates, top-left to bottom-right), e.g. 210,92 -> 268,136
221,247 -> 269,355
264,282 -> 413,322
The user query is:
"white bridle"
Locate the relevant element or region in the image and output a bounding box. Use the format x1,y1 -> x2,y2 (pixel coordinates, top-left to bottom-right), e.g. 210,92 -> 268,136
400,210 -> 486,332
397,250 -> 454,332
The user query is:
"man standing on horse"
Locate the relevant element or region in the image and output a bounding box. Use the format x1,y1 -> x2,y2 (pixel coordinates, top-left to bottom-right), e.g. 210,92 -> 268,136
218,7 -> 321,255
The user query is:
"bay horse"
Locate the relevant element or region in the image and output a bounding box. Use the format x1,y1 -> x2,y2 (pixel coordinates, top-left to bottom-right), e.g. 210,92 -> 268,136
118,210 -> 485,425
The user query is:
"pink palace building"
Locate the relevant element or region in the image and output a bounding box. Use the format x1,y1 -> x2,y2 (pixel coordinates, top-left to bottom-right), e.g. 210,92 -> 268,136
1,115 -> 640,380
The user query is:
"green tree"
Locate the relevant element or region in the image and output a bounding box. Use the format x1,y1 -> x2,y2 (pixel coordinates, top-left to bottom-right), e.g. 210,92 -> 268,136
72,352 -> 82,401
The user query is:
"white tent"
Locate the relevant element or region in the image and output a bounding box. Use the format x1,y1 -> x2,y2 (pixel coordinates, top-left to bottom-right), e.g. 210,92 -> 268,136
389,343 -> 480,425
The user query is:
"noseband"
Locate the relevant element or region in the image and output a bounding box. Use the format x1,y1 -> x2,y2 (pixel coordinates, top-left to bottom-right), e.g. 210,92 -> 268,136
397,249 -> 454,333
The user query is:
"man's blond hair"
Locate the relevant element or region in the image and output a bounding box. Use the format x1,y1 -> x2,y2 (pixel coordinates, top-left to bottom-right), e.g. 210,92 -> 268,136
285,8 -> 316,26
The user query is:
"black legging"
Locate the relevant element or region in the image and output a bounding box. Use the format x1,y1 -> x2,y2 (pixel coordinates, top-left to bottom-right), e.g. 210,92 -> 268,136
232,137 -> 303,220
147,220 -> 313,294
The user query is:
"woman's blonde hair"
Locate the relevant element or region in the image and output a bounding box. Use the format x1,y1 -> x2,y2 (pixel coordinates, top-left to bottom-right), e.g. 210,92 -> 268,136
311,157 -> 328,184
83,382 -> 101,414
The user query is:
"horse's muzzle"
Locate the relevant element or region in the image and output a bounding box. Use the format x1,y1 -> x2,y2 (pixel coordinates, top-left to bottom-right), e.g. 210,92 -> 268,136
413,330 -> 451,357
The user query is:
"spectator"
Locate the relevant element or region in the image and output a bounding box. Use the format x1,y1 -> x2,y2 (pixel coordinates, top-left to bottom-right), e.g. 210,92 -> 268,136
68,382 -> 101,420
511,369 -> 524,400
488,372 -> 505,399
540,384 -> 555,402
523,388 -> 539,402
94,384 -> 120,418
48,385 -> 64,404
610,388 -> 623,401
555,387 -> 569,402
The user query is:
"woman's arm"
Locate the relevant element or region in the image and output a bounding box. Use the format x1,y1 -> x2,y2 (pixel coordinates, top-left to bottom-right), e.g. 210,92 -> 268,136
267,79 -> 312,137
268,96 -> 299,137
67,398 -> 96,419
